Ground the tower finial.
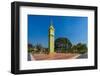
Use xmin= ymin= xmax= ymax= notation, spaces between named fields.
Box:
xmin=50 ymin=18 xmax=54 ymax=26
xmin=49 ymin=19 xmax=54 ymax=30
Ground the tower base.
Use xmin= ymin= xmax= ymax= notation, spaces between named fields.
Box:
xmin=49 ymin=52 xmax=55 ymax=58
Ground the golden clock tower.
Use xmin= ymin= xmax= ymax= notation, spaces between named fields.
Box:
xmin=49 ymin=21 xmax=55 ymax=54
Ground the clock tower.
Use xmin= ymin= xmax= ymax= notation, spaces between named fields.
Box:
xmin=49 ymin=20 xmax=55 ymax=54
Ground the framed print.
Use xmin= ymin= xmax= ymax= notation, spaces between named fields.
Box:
xmin=11 ymin=1 xmax=98 ymax=74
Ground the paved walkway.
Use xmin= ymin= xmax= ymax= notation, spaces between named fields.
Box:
xmin=77 ymin=53 xmax=88 ymax=59
xmin=71 ymin=54 xmax=81 ymax=59
xmin=31 ymin=53 xmax=80 ymax=60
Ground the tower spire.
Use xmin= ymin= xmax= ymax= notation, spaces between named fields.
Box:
xmin=49 ymin=19 xmax=54 ymax=30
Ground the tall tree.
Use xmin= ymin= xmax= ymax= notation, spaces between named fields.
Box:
xmin=55 ymin=37 xmax=72 ymax=53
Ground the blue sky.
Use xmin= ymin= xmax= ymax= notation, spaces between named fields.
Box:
xmin=28 ymin=15 xmax=88 ymax=48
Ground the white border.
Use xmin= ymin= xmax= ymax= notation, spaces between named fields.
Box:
xmin=20 ymin=6 xmax=95 ymax=70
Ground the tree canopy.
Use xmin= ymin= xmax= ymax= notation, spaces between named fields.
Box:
xmin=55 ymin=37 xmax=72 ymax=53
xmin=70 ymin=43 xmax=87 ymax=54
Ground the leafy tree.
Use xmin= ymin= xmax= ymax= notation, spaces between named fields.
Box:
xmin=68 ymin=45 xmax=77 ymax=53
xmin=55 ymin=37 xmax=72 ymax=53
xmin=70 ymin=43 xmax=87 ymax=54
xmin=76 ymin=43 xmax=87 ymax=54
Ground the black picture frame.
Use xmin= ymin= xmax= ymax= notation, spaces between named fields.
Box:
xmin=11 ymin=1 xmax=98 ymax=74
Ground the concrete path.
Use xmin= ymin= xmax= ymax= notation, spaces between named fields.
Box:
xmin=71 ymin=54 xmax=81 ymax=59
xmin=77 ymin=53 xmax=88 ymax=59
